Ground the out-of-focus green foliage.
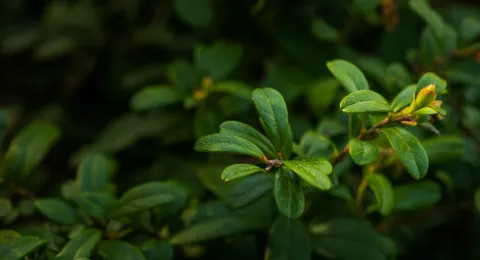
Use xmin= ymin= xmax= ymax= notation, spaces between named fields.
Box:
xmin=0 ymin=0 xmax=480 ymax=259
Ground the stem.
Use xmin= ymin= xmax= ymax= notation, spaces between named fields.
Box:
xmin=355 ymin=178 xmax=368 ymax=219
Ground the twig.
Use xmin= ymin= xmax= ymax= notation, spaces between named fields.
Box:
xmin=10 ymin=183 xmax=36 ymax=200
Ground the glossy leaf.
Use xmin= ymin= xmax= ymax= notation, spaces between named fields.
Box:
xmin=310 ymin=218 xmax=396 ymax=260
xmin=265 ymin=216 xmax=311 ymax=260
xmin=34 ymin=198 xmax=78 ymax=225
xmin=283 ymin=158 xmax=333 ymax=190
xmin=56 ymin=228 xmax=102 ymax=260
xmin=340 ymin=90 xmax=392 ymax=113
xmin=349 ymin=138 xmax=379 ymax=166
xmin=170 ymin=216 xmax=266 ymax=244
xmin=326 ymin=59 xmax=369 ymax=93
xmin=130 ymin=86 xmax=182 ymax=111
xmin=252 ymin=88 xmax=292 ymax=158
xmin=77 ymin=153 xmax=112 ymax=193
xmin=97 ymin=240 xmax=146 ymax=260
xmin=382 ymin=127 xmax=429 ymax=179
xmin=391 ymin=84 xmax=416 ymax=112
xmin=274 ymin=167 xmax=305 ymax=218
xmin=417 ymin=72 xmax=447 ymax=95
xmin=220 ymin=121 xmax=277 ymax=158
xmin=228 ymin=174 xmax=273 ymax=209
xmin=393 ymin=181 xmax=441 ymax=211
xmin=195 ymin=133 xmax=265 ymax=158
xmin=366 ymin=174 xmax=394 ymax=215
xmin=3 ymin=121 xmax=61 ymax=178
xmin=221 ymin=163 xmax=265 ymax=182
xmin=194 ymin=41 xmax=243 ymax=81
xmin=0 ymin=236 xmax=46 ymax=260
xmin=110 ymin=182 xmax=177 ymax=217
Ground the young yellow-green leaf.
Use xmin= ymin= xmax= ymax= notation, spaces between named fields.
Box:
xmin=221 ymin=164 xmax=265 ymax=182
xmin=213 ymin=81 xmax=253 ymax=100
xmin=97 ymin=241 xmax=146 ymax=260
xmin=366 ymin=174 xmax=394 ymax=216
xmin=194 ymin=41 xmax=243 ymax=81
xmin=393 ymin=181 xmax=441 ymax=211
xmin=195 ymin=133 xmax=265 ymax=158
xmin=130 ymin=86 xmax=182 ymax=111
xmin=110 ymin=182 xmax=177 ymax=217
xmin=349 ymin=138 xmax=379 ymax=166
xmin=56 ymin=228 xmax=102 ymax=260
xmin=77 ymin=153 xmax=112 ymax=193
xmin=283 ymin=158 xmax=333 ymax=190
xmin=391 ymin=85 xmax=416 ymax=112
xmin=0 ymin=236 xmax=46 ymax=260
xmin=340 ymin=90 xmax=392 ymax=114
xmin=409 ymin=0 xmax=445 ymax=40
xmin=382 ymin=128 xmax=429 ymax=179
xmin=220 ymin=121 xmax=277 ymax=158
xmin=170 ymin=216 xmax=266 ymax=244
xmin=228 ymin=174 xmax=273 ymax=209
xmin=265 ymin=216 xmax=311 ymax=260
xmin=274 ymin=167 xmax=305 ymax=218
xmin=326 ymin=59 xmax=369 ymax=93
xmin=34 ymin=198 xmax=79 ymax=225
xmin=252 ymin=88 xmax=292 ymax=159
xmin=416 ymin=72 xmax=447 ymax=95
xmin=3 ymin=121 xmax=61 ymax=178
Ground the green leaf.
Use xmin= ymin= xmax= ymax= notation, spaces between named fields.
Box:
xmin=298 ymin=131 xmax=334 ymax=158
xmin=0 ymin=198 xmax=12 ymax=218
xmin=3 ymin=121 xmax=61 ymax=178
xmin=385 ymin=63 xmax=413 ymax=90
xmin=34 ymin=198 xmax=78 ymax=225
xmin=326 ymin=59 xmax=369 ymax=93
xmin=340 ymin=90 xmax=392 ymax=114
xmin=76 ymin=153 xmax=112 ymax=193
xmin=311 ymin=19 xmax=340 ymax=42
xmin=220 ymin=121 xmax=277 ymax=158
xmin=310 ymin=218 xmax=396 ymax=260
xmin=111 ymin=182 xmax=177 ymax=217
xmin=393 ymin=181 xmax=441 ymax=211
xmin=274 ymin=167 xmax=305 ymax=218
xmin=165 ymin=60 xmax=198 ymax=94
xmin=97 ymin=240 xmax=146 ymax=260
xmin=265 ymin=216 xmax=311 ymax=260
xmin=409 ymin=0 xmax=445 ymax=40
xmin=141 ymin=240 xmax=173 ymax=260
xmin=213 ymin=81 xmax=253 ymax=100
xmin=170 ymin=216 xmax=266 ymax=244
xmin=348 ymin=138 xmax=379 ymax=166
xmin=0 ymin=236 xmax=46 ymax=260
xmin=56 ymin=228 xmax=102 ymax=260
xmin=130 ymin=86 xmax=182 ymax=111
xmin=306 ymin=79 xmax=340 ymax=117
xmin=460 ymin=17 xmax=480 ymax=42
xmin=391 ymin=84 xmax=416 ymax=112
xmin=194 ymin=109 xmax=221 ymax=138
xmin=262 ymin=65 xmax=313 ymax=102
xmin=382 ymin=127 xmax=429 ymax=179
xmin=355 ymin=0 xmax=380 ymax=12
xmin=284 ymin=158 xmax=333 ymax=190
xmin=228 ymin=174 xmax=273 ymax=209
xmin=366 ymin=174 xmax=394 ymax=216
xmin=421 ymin=136 xmax=464 ymax=165
xmin=173 ymin=0 xmax=212 ymax=27
xmin=474 ymin=189 xmax=480 ymax=214
xmin=417 ymin=72 xmax=447 ymax=95
xmin=419 ymin=27 xmax=442 ymax=66
xmin=194 ymin=133 xmax=265 ymax=158
xmin=194 ymin=41 xmax=243 ymax=81
xmin=0 ymin=230 xmax=21 ymax=243
xmin=74 ymin=193 xmax=115 ymax=220
xmin=222 ymin=164 xmax=266 ymax=182
xmin=252 ymin=88 xmax=292 ymax=159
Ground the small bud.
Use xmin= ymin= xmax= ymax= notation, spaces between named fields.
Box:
xmin=415 ymin=84 xmax=437 ymax=109
xmin=193 ymin=90 xmax=206 ymax=101
xmin=201 ymin=76 xmax=213 ymax=90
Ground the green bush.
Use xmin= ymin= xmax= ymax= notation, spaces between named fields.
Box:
xmin=0 ymin=0 xmax=480 ymax=259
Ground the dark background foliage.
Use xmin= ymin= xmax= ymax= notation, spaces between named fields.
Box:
xmin=1 ymin=0 xmax=480 ymax=259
